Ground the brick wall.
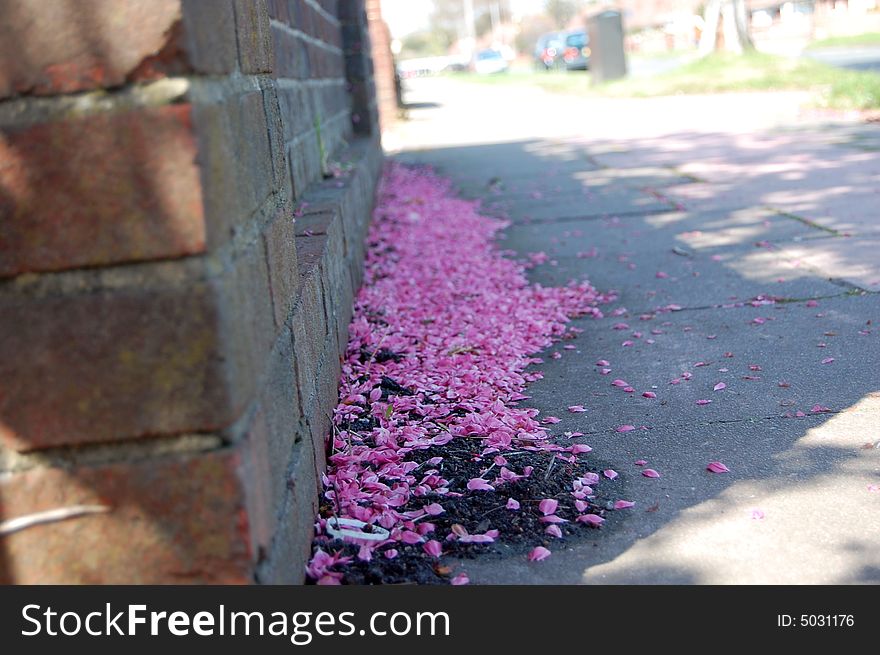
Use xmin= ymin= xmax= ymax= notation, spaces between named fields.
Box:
xmin=0 ymin=0 xmax=384 ymax=584
xmin=366 ymin=0 xmax=399 ymax=133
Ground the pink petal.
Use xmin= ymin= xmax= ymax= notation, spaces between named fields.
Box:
xmin=614 ymin=500 xmax=635 ymax=510
xmin=574 ymin=499 xmax=590 ymax=512
xmin=713 ymin=382 xmax=727 ymax=392
xmin=506 ymin=498 xmax=520 ymax=510
xmin=450 ymin=574 xmax=470 ymax=585
xmin=543 ymin=416 xmax=561 ymax=424
xmin=810 ymin=404 xmax=832 ymax=413
xmin=528 ymin=546 xmax=552 ymax=561
xmin=467 ymin=478 xmax=494 ymax=491
xmin=596 ymin=359 xmax=610 ymax=366
xmin=642 ymin=391 xmax=657 ymax=398
xmin=806 ymin=300 xmax=818 ymax=307
xmin=423 ymin=540 xmax=443 ymax=557
xmin=539 ymin=514 xmax=568 ymax=524
xmin=571 ymin=443 xmax=592 ymax=454
xmin=538 ymin=498 xmax=559 ymax=516
xmin=706 ymin=461 xmax=730 ymax=473
xmin=544 ymin=524 xmax=563 ymax=538
xmin=642 ymin=468 xmax=661 ymax=478
xmin=603 ymin=469 xmax=618 ymax=480
xmin=384 ymin=549 xmax=399 ymax=559
xmin=696 ymin=399 xmax=712 ymax=405
xmin=611 ymin=379 xmax=629 ymax=387
xmin=821 ymin=357 xmax=835 ymax=364
xmin=867 ymin=485 xmax=879 ymax=493
xmin=424 ymin=503 xmax=445 ymax=516
xmin=576 ymin=514 xmax=605 ymax=527
xmin=616 ymin=424 xmax=636 ymax=432
xmin=634 ymin=459 xmax=647 ymax=466
xmin=401 ymin=530 xmax=423 ymax=544
xmin=750 ymin=509 xmax=765 ymax=520
xmin=568 ymin=405 xmax=587 ymax=413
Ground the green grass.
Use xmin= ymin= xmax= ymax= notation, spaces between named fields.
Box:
xmin=806 ymin=32 xmax=880 ymax=50
xmin=453 ymin=51 xmax=880 ymax=110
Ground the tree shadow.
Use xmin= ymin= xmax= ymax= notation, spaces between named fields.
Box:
xmin=395 ymin=129 xmax=880 ymax=584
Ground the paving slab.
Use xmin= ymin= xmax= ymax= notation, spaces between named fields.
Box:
xmin=391 ymin=76 xmax=880 ymax=585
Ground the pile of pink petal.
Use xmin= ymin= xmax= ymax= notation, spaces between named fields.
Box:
xmin=307 ymin=163 xmax=609 ymax=583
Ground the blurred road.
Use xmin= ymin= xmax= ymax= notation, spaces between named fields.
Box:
xmin=390 ymin=76 xmax=880 ymax=584
xmin=805 ymin=45 xmax=880 ymax=72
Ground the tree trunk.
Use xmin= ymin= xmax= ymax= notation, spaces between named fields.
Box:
xmin=700 ymin=0 xmax=754 ymax=55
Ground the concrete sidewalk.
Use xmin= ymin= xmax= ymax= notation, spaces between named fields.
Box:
xmin=390 ymin=77 xmax=880 ymax=584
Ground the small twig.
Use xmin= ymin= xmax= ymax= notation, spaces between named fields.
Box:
xmin=543 ymin=454 xmax=556 ymax=481
xmin=0 ymin=505 xmax=110 ymax=536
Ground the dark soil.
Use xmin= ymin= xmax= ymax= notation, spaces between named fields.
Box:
xmin=311 ymin=435 xmax=612 ymax=585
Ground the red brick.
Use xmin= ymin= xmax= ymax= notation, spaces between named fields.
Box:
xmin=0 ymin=450 xmax=253 ymax=584
xmin=0 ymin=104 xmax=206 ymax=277
xmin=0 ymin=0 xmax=183 ymax=98
xmin=0 ymin=274 xmax=226 ymax=451
xmin=0 ymin=0 xmax=244 ymax=99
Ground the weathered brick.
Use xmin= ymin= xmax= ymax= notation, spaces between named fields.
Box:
xmin=233 ymin=0 xmax=273 ymax=74
xmin=0 ymin=0 xmax=179 ymax=98
xmin=0 ymin=237 xmax=273 ymax=452
xmin=193 ymin=88 xmax=274 ymax=248
xmin=0 ymin=0 xmax=243 ymax=99
xmin=0 ymin=450 xmax=253 ymax=584
xmin=0 ymin=104 xmax=205 ymax=277
xmin=215 ymin=237 xmax=277 ymax=418
xmin=179 ymin=0 xmax=240 ymax=75
xmin=271 ymin=24 xmax=310 ymax=79
xmin=240 ymin=335 xmax=302 ymax=560
xmin=264 ymin=208 xmax=300 ymax=329
xmin=290 ymin=247 xmax=328 ymax=408
xmin=0 ymin=271 xmax=225 ymax=451
xmin=255 ymin=431 xmax=319 ymax=584
xmin=276 ymin=82 xmax=314 ymax=143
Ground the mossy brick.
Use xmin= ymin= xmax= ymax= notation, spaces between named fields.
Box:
xmin=0 ymin=104 xmax=205 ymax=277
xmin=0 ymin=0 xmax=239 ymax=99
xmin=0 ymin=449 xmax=253 ymax=583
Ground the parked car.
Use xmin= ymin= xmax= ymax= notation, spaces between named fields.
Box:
xmin=561 ymin=29 xmax=590 ymax=71
xmin=473 ymin=49 xmax=509 ymax=75
xmin=534 ymin=32 xmax=566 ymax=70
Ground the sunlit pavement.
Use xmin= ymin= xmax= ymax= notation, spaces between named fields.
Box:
xmin=387 ymin=75 xmax=880 ymax=584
